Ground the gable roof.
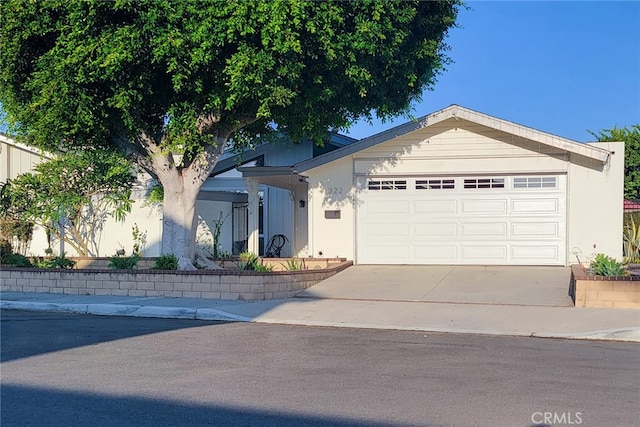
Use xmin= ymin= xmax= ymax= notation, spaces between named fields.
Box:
xmin=294 ymin=104 xmax=612 ymax=173
xmin=211 ymin=132 xmax=357 ymax=176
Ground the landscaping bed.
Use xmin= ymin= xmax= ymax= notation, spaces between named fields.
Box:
xmin=570 ymin=264 xmax=640 ymax=309
xmin=0 ymin=257 xmax=352 ymax=301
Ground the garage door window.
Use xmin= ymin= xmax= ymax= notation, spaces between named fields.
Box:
xmin=416 ymin=179 xmax=455 ymax=190
xmin=463 ymin=178 xmax=505 ymax=189
xmin=513 ymin=177 xmax=557 ymax=189
xmin=368 ymin=180 xmax=407 ymax=190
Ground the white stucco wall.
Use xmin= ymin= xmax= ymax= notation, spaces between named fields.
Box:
xmin=306 ymin=156 xmax=356 ymax=260
xmin=94 ymin=193 xmax=163 ymax=257
xmin=567 ymin=141 xmax=624 ymax=263
xmin=195 ymin=200 xmax=234 ymax=256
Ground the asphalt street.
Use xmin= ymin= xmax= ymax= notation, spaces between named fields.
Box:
xmin=1 ymin=310 xmax=639 ymax=427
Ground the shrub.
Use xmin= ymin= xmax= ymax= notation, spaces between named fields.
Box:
xmin=0 ymin=240 xmax=12 ymax=258
xmin=589 ymin=253 xmax=626 ymax=277
xmin=152 ymin=254 xmax=178 ymax=270
xmin=239 ymin=252 xmax=273 ymax=272
xmin=281 ymin=258 xmax=306 ymax=271
xmin=623 ymin=213 xmax=640 ymax=263
xmin=1 ymin=253 xmax=33 ymax=267
xmin=41 ymin=253 xmax=75 ymax=269
xmin=108 ymin=254 xmax=140 ymax=270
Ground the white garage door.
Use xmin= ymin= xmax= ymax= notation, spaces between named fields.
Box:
xmin=356 ymin=175 xmax=566 ymax=265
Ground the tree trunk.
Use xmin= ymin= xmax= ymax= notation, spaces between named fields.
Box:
xmin=160 ymin=174 xmax=200 ymax=270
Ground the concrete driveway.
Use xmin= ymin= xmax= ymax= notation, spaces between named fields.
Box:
xmin=297 ymin=265 xmax=574 ymax=307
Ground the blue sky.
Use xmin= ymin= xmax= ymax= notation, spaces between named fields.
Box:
xmin=344 ymin=0 xmax=640 ymax=143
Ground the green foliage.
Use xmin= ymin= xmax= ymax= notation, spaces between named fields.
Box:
xmin=590 ymin=125 xmax=640 ymax=201
xmin=152 ymin=254 xmax=178 ymax=270
xmin=131 ymin=223 xmax=147 ymax=256
xmin=0 ymin=0 xmax=461 ymax=266
xmin=239 ymin=251 xmax=273 ymax=272
xmin=211 ymin=211 xmax=231 ymax=259
xmin=282 ymin=258 xmax=306 ymax=271
xmin=0 ymin=218 xmax=33 ymax=255
xmin=623 ymin=213 xmax=640 ymax=263
xmin=34 ymin=253 xmax=75 ymax=269
xmin=0 ymin=240 xmax=12 ymax=258
xmin=146 ymin=184 xmax=164 ymax=205
xmin=1 ymin=253 xmax=33 ymax=268
xmin=0 ymin=149 xmax=135 ymax=256
xmin=589 ymin=253 xmax=626 ymax=277
xmin=108 ymin=253 xmax=140 ymax=270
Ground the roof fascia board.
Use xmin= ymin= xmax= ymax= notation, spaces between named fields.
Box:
xmin=237 ymin=166 xmax=296 ymax=177
xmin=448 ymin=106 xmax=610 ymax=163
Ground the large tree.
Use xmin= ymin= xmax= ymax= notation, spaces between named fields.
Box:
xmin=0 ymin=0 xmax=461 ymax=269
xmin=590 ymin=125 xmax=640 ymax=201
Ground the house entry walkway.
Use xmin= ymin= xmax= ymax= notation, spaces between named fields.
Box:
xmin=296 ymin=265 xmax=574 ymax=307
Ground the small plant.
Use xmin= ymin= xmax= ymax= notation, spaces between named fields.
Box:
xmin=239 ymin=251 xmax=259 ymax=270
xmin=1 ymin=252 xmax=33 ymax=267
xmin=623 ymin=214 xmax=640 ymax=263
xmin=254 ymin=262 xmax=274 ymax=272
xmin=131 ymin=223 xmax=147 ymax=256
xmin=44 ymin=252 xmax=75 ymax=269
xmin=152 ymin=254 xmax=178 ymax=270
xmin=238 ymin=251 xmax=273 ymax=271
xmin=282 ymin=258 xmax=306 ymax=271
xmin=108 ymin=253 xmax=140 ymax=270
xmin=211 ymin=211 xmax=231 ymax=259
xmin=589 ymin=253 xmax=626 ymax=277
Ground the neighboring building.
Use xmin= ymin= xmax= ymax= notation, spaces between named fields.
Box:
xmin=624 ymin=199 xmax=640 ymax=213
xmin=0 ymin=133 xmax=163 ymax=257
xmin=1 ymin=104 xmax=624 ymax=265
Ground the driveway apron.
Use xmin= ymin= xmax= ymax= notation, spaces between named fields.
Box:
xmin=296 ymin=265 xmax=573 ymax=307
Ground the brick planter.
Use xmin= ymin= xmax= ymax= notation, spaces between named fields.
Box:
xmin=570 ymin=265 xmax=640 ymax=309
xmin=0 ymin=259 xmax=352 ymax=301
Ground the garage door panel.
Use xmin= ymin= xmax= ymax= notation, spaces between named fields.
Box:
xmin=461 ymin=245 xmax=508 ymax=260
xmin=414 ymin=245 xmax=457 ymax=261
xmin=364 ymin=222 xmax=409 ymax=237
xmin=461 ymin=199 xmax=508 ymax=214
xmin=365 ymin=200 xmax=410 ymax=214
xmin=357 ymin=175 xmax=566 ymax=265
xmin=511 ymin=245 xmax=559 ymax=261
xmin=413 ymin=222 xmax=457 ymax=237
xmin=511 ymin=198 xmax=559 ymax=214
xmin=511 ymin=222 xmax=560 ymax=237
xmin=414 ymin=200 xmax=457 ymax=214
xmin=461 ymin=222 xmax=507 ymax=237
xmin=364 ymin=245 xmax=410 ymax=261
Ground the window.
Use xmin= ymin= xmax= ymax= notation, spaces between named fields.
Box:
xmin=367 ymin=180 xmax=407 ymax=190
xmin=513 ymin=176 xmax=557 ymax=189
xmin=463 ymin=178 xmax=505 ymax=189
xmin=416 ymin=179 xmax=455 ymax=190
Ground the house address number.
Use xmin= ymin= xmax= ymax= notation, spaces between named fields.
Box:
xmin=326 ymin=187 xmax=344 ymax=195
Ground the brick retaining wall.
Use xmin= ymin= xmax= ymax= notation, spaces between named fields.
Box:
xmin=0 ymin=260 xmax=353 ymax=300
xmin=570 ymin=265 xmax=640 ymax=309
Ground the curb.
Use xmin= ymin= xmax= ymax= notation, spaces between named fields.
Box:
xmin=2 ymin=300 xmax=639 ymax=343
xmin=0 ymin=300 xmax=246 ymax=322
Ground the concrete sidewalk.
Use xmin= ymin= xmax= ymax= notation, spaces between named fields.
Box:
xmin=2 ymin=291 xmax=639 ymax=342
